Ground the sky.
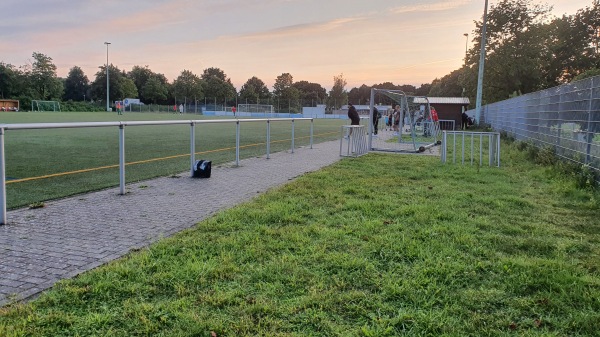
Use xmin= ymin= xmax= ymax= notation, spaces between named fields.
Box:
xmin=0 ymin=0 xmax=594 ymax=91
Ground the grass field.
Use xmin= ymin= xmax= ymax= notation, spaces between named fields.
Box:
xmin=1 ymin=111 xmax=345 ymax=209
xmin=0 ymin=139 xmax=598 ymax=336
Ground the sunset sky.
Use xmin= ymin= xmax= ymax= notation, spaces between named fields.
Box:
xmin=0 ymin=0 xmax=594 ymax=90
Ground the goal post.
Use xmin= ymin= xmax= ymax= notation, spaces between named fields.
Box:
xmin=32 ymin=100 xmax=61 ymax=112
xmin=237 ymin=104 xmax=275 ymax=114
xmin=368 ymin=88 xmax=439 ymax=153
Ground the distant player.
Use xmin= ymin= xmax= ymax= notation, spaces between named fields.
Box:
xmin=115 ymin=101 xmax=122 ymax=115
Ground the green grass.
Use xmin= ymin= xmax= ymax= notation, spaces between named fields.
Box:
xmin=1 ymin=141 xmax=599 ymax=336
xmin=2 ymin=111 xmax=345 ymax=209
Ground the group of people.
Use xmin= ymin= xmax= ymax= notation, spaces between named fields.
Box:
xmin=1 ymin=106 xmax=19 ymax=112
xmin=348 ymin=103 xmax=474 ymax=135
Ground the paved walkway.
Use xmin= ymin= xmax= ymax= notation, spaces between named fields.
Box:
xmin=0 ymin=140 xmax=344 ymax=306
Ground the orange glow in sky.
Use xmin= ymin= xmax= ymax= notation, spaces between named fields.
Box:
xmin=0 ymin=0 xmax=593 ymax=90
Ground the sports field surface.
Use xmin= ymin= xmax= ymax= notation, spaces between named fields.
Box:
xmin=1 ymin=111 xmax=345 ymax=209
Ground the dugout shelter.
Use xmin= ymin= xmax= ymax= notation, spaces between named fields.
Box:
xmin=0 ymin=99 xmax=19 ymax=112
xmin=413 ymin=97 xmax=470 ymax=130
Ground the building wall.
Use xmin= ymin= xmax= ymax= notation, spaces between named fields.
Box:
xmin=432 ymin=103 xmax=466 ymax=130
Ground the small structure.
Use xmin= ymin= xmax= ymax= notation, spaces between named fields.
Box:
xmin=0 ymin=99 xmax=19 ymax=112
xmin=414 ymin=97 xmax=470 ymax=130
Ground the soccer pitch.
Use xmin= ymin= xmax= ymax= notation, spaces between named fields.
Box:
xmin=1 ymin=111 xmax=345 ymax=209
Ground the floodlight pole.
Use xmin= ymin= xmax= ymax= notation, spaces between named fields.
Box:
xmin=464 ymin=33 xmax=468 ymax=66
xmin=475 ymin=0 xmax=488 ymax=125
xmin=104 ymin=42 xmax=111 ymax=112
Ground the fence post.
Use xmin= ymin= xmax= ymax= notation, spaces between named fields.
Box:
xmin=489 ymin=134 xmax=493 ymax=166
xmin=0 ymin=127 xmax=6 ymax=225
xmin=119 ymin=124 xmax=125 ymax=195
xmin=497 ymin=133 xmax=501 ymax=167
xmin=441 ymin=131 xmax=447 ymax=163
xmin=585 ymin=77 xmax=594 ymax=164
xmin=190 ymin=122 xmax=196 ymax=177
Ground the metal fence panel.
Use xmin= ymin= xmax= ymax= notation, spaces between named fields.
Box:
xmin=468 ymin=75 xmax=600 ymax=177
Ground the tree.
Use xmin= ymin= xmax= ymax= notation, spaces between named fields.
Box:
xmin=428 ymin=68 xmax=467 ymax=97
xmin=128 ymin=66 xmax=156 ymax=102
xmin=465 ymin=0 xmax=552 ymax=103
xmin=201 ymin=67 xmax=236 ymax=104
xmin=239 ymin=76 xmax=271 ymax=104
xmin=63 ymin=66 xmax=90 ymax=101
xmin=142 ymin=75 xmax=169 ymax=104
xmin=172 ymin=70 xmax=203 ymax=103
xmin=348 ymin=84 xmax=371 ymax=105
xmin=292 ymin=80 xmax=327 ymax=105
xmin=0 ymin=62 xmax=17 ymax=99
xmin=119 ymin=75 xmax=138 ymax=99
xmin=273 ymin=73 xmax=300 ymax=113
xmin=415 ymin=83 xmax=432 ymax=96
xmin=201 ymin=67 xmax=227 ymax=82
xmin=90 ymin=64 xmax=136 ymax=103
xmin=328 ymin=73 xmax=347 ymax=109
xmin=29 ymin=52 xmax=63 ymax=100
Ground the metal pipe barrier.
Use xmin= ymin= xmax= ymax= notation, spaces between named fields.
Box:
xmin=0 ymin=118 xmax=313 ymax=225
xmin=339 ymin=125 xmax=368 ymax=157
xmin=441 ymin=131 xmax=501 ymax=167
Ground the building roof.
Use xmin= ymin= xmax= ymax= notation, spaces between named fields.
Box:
xmin=413 ymin=97 xmax=470 ymax=105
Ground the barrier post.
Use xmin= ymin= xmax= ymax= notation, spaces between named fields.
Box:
xmin=0 ymin=127 xmax=6 ymax=225
xmin=119 ymin=125 xmax=125 ymax=195
xmin=190 ymin=122 xmax=195 ymax=176
xmin=310 ymin=119 xmax=314 ymax=149
xmin=236 ymin=120 xmax=240 ymax=166
xmin=291 ymin=119 xmax=295 ymax=153
xmin=266 ymin=120 xmax=271 ymax=159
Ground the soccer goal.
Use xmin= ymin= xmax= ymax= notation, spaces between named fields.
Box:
xmin=32 ymin=100 xmax=61 ymax=112
xmin=237 ymin=104 xmax=275 ymax=114
xmin=367 ymin=89 xmax=440 ymax=153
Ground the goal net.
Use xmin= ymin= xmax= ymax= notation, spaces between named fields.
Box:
xmin=32 ymin=100 xmax=61 ymax=112
xmin=237 ymin=104 xmax=274 ymax=114
xmin=368 ymin=89 xmax=440 ymax=153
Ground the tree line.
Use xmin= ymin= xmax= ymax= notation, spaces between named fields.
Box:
xmin=1 ymin=0 xmax=598 ymax=112
xmin=430 ymin=0 xmax=600 ymax=105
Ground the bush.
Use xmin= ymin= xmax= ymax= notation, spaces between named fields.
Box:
xmin=535 ymin=146 xmax=557 ymax=166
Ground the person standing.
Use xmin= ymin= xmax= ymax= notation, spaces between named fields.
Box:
xmin=393 ymin=105 xmax=401 ymax=135
xmin=372 ymin=106 xmax=380 ymax=135
xmin=347 ymin=103 xmax=360 ymax=138
xmin=462 ymin=111 xmax=469 ymax=130
xmin=348 ymin=103 xmax=360 ymax=125
xmin=115 ymin=101 xmax=122 ymax=115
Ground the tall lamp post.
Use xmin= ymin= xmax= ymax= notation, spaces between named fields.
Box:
xmin=463 ymin=33 xmax=469 ymax=66
xmin=475 ymin=0 xmax=488 ymax=125
xmin=104 ymin=42 xmax=111 ymax=112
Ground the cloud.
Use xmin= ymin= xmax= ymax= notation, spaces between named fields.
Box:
xmin=219 ymin=16 xmax=366 ymax=41
xmin=391 ymin=0 xmax=471 ymax=14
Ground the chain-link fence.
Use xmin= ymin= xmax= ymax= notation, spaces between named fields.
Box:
xmin=467 ymin=75 xmax=600 ymax=176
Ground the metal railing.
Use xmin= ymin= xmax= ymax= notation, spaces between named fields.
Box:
xmin=340 ymin=125 xmax=368 ymax=157
xmin=441 ymin=131 xmax=501 ymax=167
xmin=468 ymin=75 xmax=599 ymax=175
xmin=0 ymin=118 xmax=314 ymax=225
